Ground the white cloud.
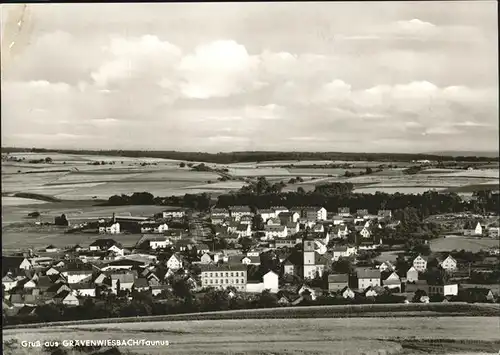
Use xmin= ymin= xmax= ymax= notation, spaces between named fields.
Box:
xmin=395 ymin=19 xmax=437 ymax=33
xmin=178 ymin=40 xmax=263 ymax=99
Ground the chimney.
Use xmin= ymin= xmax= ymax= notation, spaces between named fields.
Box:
xmin=112 ymin=213 xmax=116 ymax=223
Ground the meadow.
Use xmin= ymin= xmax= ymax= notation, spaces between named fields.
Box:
xmin=3 ymin=315 xmax=499 ymax=355
xmin=430 ymin=237 xmax=500 ymax=253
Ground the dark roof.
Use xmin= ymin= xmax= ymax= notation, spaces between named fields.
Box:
xmin=200 ymin=264 xmax=248 ymax=272
xmin=133 ymin=278 xmax=149 ymax=288
xmin=328 ymin=274 xmax=349 ymax=283
xmin=357 ymin=269 xmax=381 ymax=279
xmin=89 ymin=239 xmax=118 ymax=248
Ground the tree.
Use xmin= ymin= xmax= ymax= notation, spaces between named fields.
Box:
xmin=45 ymin=157 xmax=53 ymax=163
xmin=365 ymin=167 xmax=373 ymax=175
xmin=252 ymin=215 xmax=264 ymax=231
xmin=297 ymin=187 xmax=306 ymax=194
xmin=255 ymin=290 xmax=278 ymax=308
xmin=331 ymin=258 xmax=354 ymax=274
xmin=240 ymin=237 xmax=253 ymax=253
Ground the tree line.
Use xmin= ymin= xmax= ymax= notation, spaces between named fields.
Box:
xmin=2 ymin=147 xmax=496 ymax=163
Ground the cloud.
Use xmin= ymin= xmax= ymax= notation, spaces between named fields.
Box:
xmin=395 ymin=19 xmax=437 ymax=33
xmin=178 ymin=40 xmax=263 ymax=99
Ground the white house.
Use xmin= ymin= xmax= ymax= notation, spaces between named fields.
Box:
xmin=236 ymin=223 xmax=252 ymax=238
xmin=337 ymin=207 xmax=350 ymax=217
xmin=99 ymin=222 xmax=120 ymax=234
xmin=241 ymin=256 xmax=261 ymax=266
xmin=357 ymin=269 xmax=381 ymax=290
xmin=62 ymin=270 xmax=93 ymax=284
xmin=382 ymin=272 xmax=401 ymax=290
xmin=262 ymin=271 xmax=279 ymax=293
xmin=140 ymin=223 xmax=168 ymax=234
xmin=413 ymin=255 xmax=427 ymax=272
xmin=487 ymin=227 xmax=499 ymax=238
xmin=440 ymin=255 xmax=457 ymax=272
xmin=166 ymin=254 xmax=183 ymax=270
xmin=266 ymin=218 xmax=281 ymax=226
xmin=378 ymin=261 xmax=395 ymax=273
xmin=463 ymin=221 xmax=483 ymax=236
xmin=148 ymin=237 xmax=171 ymax=250
xmin=263 ymin=225 xmax=288 ymax=240
xmin=108 ymin=244 xmax=125 ymax=257
xmin=360 ymin=227 xmax=371 ymax=239
xmin=406 ymin=266 xmax=419 ymax=282
xmin=315 ymin=240 xmax=328 ymax=255
xmin=45 ymin=267 xmax=60 ymax=276
xmin=304 ymin=207 xmax=327 ymax=221
xmin=313 ymin=224 xmax=325 ymax=233
xmin=331 ymin=246 xmax=357 ymax=261
xmin=58 ymin=292 xmax=80 ymax=306
xmin=2 ymin=275 xmax=18 ymax=291
xmin=259 ymin=209 xmax=276 ymax=221
xmin=71 ymin=283 xmax=96 ymax=297
xmin=163 ymin=209 xmax=185 ymax=219
xmin=341 ymin=286 xmax=355 ymax=299
xmin=444 ymin=283 xmax=459 ymax=296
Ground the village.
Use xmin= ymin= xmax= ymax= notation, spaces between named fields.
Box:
xmin=3 ymin=203 xmax=499 ymax=323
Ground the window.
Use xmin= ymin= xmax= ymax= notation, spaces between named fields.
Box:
xmin=241 ymin=279 xmax=245 ymax=284
xmin=209 ymin=272 xmax=213 ymax=277
xmin=235 ymin=272 xmax=239 ymax=277
xmin=230 ymin=272 xmax=233 ymax=277
xmin=215 ymin=279 xmax=218 ymax=284
xmin=225 ymin=272 xmax=228 ymax=277
xmin=226 ymin=279 xmax=229 ymax=284
xmin=215 ymin=273 xmax=218 ymax=277
xmin=236 ymin=279 xmax=239 ymax=284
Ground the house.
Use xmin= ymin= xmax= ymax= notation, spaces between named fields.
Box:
xmin=197 ymin=244 xmax=210 ymax=255
xmin=229 ymin=206 xmax=253 ymax=221
xmin=200 ymin=253 xmax=214 ymax=264
xmin=146 ymin=236 xmax=171 ymax=250
xmin=463 ymin=221 xmax=483 ymax=236
xmin=98 ymin=221 xmax=121 ymax=234
xmin=312 ymin=224 xmax=325 ymax=234
xmin=262 ymin=271 xmax=279 ymax=293
xmin=55 ymin=291 xmax=79 ymax=306
xmin=164 ymin=229 xmax=183 ymax=241
xmin=378 ymin=261 xmax=395 ymax=273
xmin=297 ymin=285 xmax=317 ymax=301
xmin=331 ymin=246 xmax=357 ymax=261
xmin=340 ymin=286 xmax=356 ymax=299
xmin=110 ymin=272 xmax=137 ymax=293
xmin=377 ymin=210 xmax=392 ymax=219
xmin=359 ymin=227 xmax=371 ymax=239
xmin=259 ymin=209 xmax=276 ymax=221
xmin=200 ymin=264 xmax=248 ymax=292
xmin=328 ymin=274 xmax=349 ymax=293
xmin=364 ymin=285 xmax=385 ymax=298
xmin=210 ymin=208 xmax=231 ymax=219
xmin=89 ymin=239 xmax=120 ymax=251
xmin=45 ymin=245 xmax=59 ymax=253
xmin=162 ymin=208 xmax=185 ymax=219
xmin=2 ymin=257 xmax=32 ymax=274
xmin=263 ymin=225 xmax=288 ymax=240
xmin=440 ymin=255 xmax=457 ymax=272
xmin=303 ymin=207 xmax=327 ymax=221
xmin=332 ymin=216 xmax=344 ymax=226
xmin=71 ymin=282 xmax=96 ymax=297
xmin=331 ymin=224 xmax=349 ymax=239
xmin=61 ymin=270 xmax=93 ymax=284
xmin=382 ymin=272 xmax=401 ymax=290
xmin=487 ymin=227 xmax=499 ymax=238
xmin=272 ymin=206 xmax=289 ymax=216
xmin=236 ymin=223 xmax=252 ymax=238
xmin=108 ymin=244 xmax=125 ymax=257
xmin=356 ymin=209 xmax=369 ymax=217
xmin=278 ymin=211 xmax=300 ymax=224
xmin=133 ymin=278 xmax=150 ymax=292
xmin=406 ymin=266 xmax=419 ymax=283
xmin=357 ymin=269 xmax=381 ymax=290
xmin=412 ymin=255 xmax=427 ymax=272
xmin=240 ymin=215 xmax=253 ymax=225
xmin=461 ymin=287 xmax=496 ymax=302
xmin=266 ymin=217 xmax=282 ymax=226
xmin=338 ymin=207 xmax=350 ymax=217
xmin=166 ymin=254 xmax=183 ymax=270
xmin=2 ymin=274 xmax=18 ymax=291
xmin=140 ymin=222 xmax=169 ymax=234
xmin=241 ymin=256 xmax=261 ymax=266
xmin=286 ymin=222 xmax=300 ymax=236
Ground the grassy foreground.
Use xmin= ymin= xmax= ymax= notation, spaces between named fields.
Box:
xmin=4 ymin=302 xmax=499 ymax=330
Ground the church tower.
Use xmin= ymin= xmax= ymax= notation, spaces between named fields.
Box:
xmin=303 ymin=232 xmax=316 ymax=279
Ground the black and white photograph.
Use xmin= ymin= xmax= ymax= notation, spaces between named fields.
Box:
xmin=1 ymin=2 xmax=499 ymax=355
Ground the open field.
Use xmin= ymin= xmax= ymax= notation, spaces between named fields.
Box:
xmin=430 ymin=237 xmax=499 ymax=253
xmin=4 ymin=313 xmax=499 ymax=355
xmin=3 ymin=153 xmax=499 ymax=202
xmin=1 ymin=231 xmax=145 ymax=250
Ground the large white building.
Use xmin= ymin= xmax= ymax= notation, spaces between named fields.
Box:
xmin=201 ymin=264 xmax=248 ymax=292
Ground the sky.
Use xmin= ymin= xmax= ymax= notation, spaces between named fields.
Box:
xmin=1 ymin=2 xmax=498 ymax=153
